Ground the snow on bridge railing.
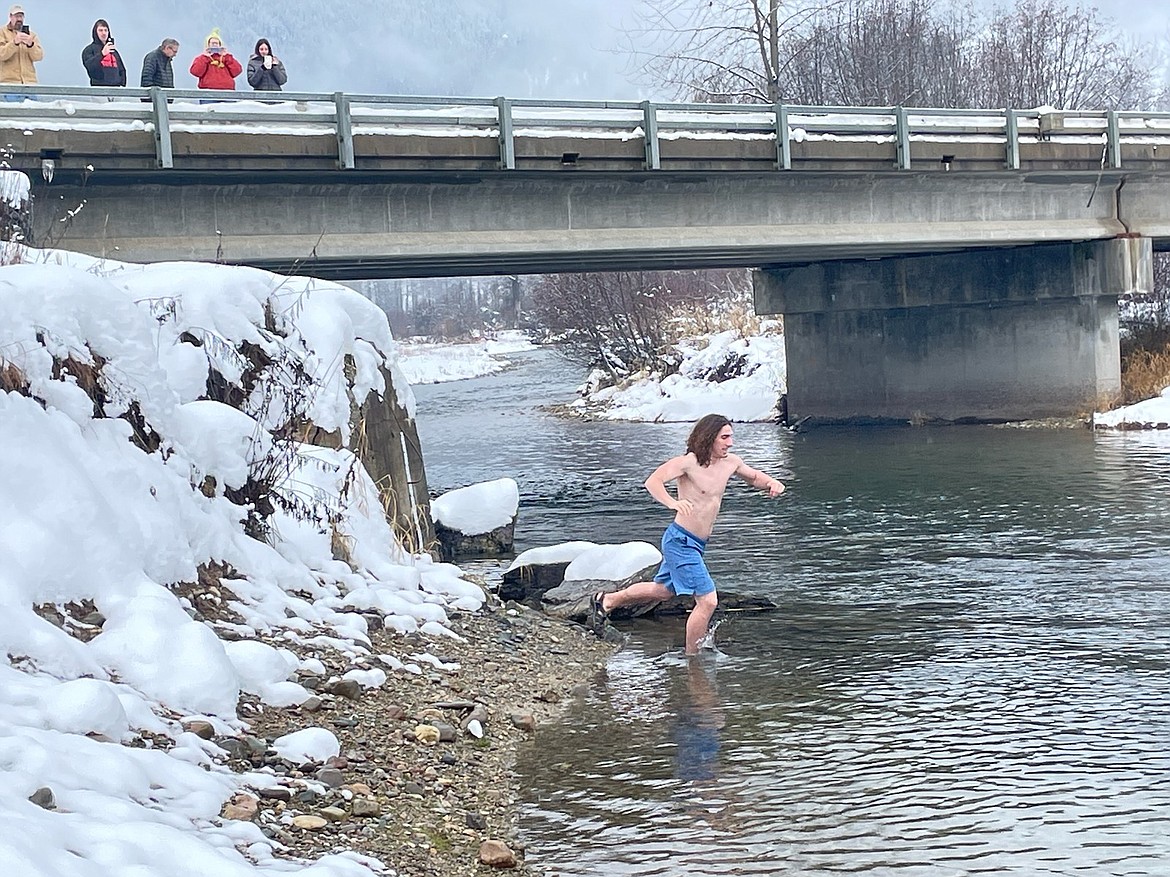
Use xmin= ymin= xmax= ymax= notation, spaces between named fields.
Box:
xmin=2 ymin=84 xmax=1170 ymax=173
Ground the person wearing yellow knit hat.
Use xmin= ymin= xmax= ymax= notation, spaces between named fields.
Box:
xmin=189 ymin=28 xmax=241 ymax=91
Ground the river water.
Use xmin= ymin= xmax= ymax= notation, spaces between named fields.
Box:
xmin=412 ymin=349 xmax=1170 ymax=877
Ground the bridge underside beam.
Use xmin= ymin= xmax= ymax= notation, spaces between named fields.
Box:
xmin=32 ymin=172 xmax=1130 ymax=279
xmin=755 ymin=239 xmax=1149 ymax=424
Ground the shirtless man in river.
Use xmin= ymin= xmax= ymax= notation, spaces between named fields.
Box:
xmin=592 ymin=413 xmax=786 ymax=655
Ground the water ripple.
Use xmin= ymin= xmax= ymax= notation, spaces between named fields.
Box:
xmin=415 ymin=350 xmax=1170 ymax=876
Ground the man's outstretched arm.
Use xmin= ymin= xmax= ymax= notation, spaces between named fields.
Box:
xmin=735 ymin=460 xmax=785 ymax=497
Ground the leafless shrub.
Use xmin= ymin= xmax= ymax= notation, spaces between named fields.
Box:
xmin=1118 ymin=253 xmax=1170 ymax=403
xmin=628 ymin=0 xmax=1166 ymax=110
xmin=971 ymin=0 xmax=1163 ymax=109
xmin=0 ymin=358 xmax=29 ymax=395
xmin=529 ymin=269 xmax=738 ymax=381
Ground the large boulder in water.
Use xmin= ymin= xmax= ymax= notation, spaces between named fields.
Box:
xmin=431 ymin=478 xmax=519 ymax=561
xmin=499 ymin=541 xmax=598 ymax=605
xmin=540 ymin=541 xmax=662 ymax=621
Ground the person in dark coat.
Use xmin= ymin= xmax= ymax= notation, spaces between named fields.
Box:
xmin=246 ymin=38 xmax=286 ymax=92
xmin=140 ymin=38 xmax=179 ymax=89
xmin=81 ymin=19 xmax=126 ymax=87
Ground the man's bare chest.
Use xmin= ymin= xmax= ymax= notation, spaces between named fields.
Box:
xmin=682 ymin=462 xmax=735 ymax=497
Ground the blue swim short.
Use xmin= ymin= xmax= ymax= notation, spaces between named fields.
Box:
xmin=654 ymin=522 xmax=716 ymax=597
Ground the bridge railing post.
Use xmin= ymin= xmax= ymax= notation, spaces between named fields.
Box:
xmin=334 ymin=92 xmax=355 ymax=170
xmin=895 ymin=106 xmax=911 ymax=170
xmin=775 ymin=103 xmax=791 ymax=170
xmin=642 ymin=100 xmax=660 ymax=170
xmin=150 ymin=87 xmax=173 ymax=169
xmin=1107 ymin=110 xmax=1122 ymax=169
xmin=1005 ymin=108 xmax=1020 ymax=169
xmin=495 ymin=97 xmax=515 ymax=170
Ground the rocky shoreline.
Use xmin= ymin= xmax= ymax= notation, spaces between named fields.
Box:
xmin=219 ymin=590 xmax=617 ymax=876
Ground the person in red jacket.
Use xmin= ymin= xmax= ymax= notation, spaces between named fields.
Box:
xmin=189 ymin=28 xmax=241 ymax=91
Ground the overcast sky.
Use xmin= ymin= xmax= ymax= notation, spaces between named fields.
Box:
xmin=19 ymin=0 xmax=1162 ymax=101
xmin=27 ymin=0 xmax=643 ymax=97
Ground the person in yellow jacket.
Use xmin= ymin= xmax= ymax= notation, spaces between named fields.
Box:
xmin=0 ymin=5 xmax=43 ymax=89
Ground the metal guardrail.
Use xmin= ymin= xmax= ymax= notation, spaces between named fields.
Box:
xmin=2 ymin=84 xmax=1169 ymax=173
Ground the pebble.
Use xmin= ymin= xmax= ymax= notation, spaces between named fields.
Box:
xmin=465 ymin=812 xmax=487 ymax=831
xmin=316 ymin=767 xmax=345 ymax=788
xmin=183 ymin=720 xmax=215 ymax=740
xmin=351 ymin=798 xmax=381 ymax=818
xmin=328 ymin=679 xmax=363 ymax=701
xmin=222 ymin=793 xmax=259 ymax=822
xmin=508 ymin=713 xmax=537 ymax=733
xmin=320 ymin=806 xmax=347 ymax=822
xmin=28 ymin=787 xmax=55 ymax=810
xmin=478 ymin=839 xmax=518 ymax=868
xmin=291 ymin=815 xmax=328 ymax=831
xmin=413 ymin=724 xmax=440 ymax=745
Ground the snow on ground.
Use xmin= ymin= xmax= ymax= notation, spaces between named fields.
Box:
xmin=573 ymin=327 xmax=787 ymax=423
xmin=1094 ymin=386 xmax=1170 ymax=429
xmin=396 ymin=330 xmax=536 ymax=384
xmin=0 ymin=244 xmax=494 ymax=876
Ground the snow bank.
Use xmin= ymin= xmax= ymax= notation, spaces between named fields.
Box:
xmin=1094 ymin=386 xmax=1170 ymax=429
xmin=0 ymin=244 xmax=486 ymax=876
xmin=397 ymin=330 xmax=537 ymax=384
xmin=576 ymin=327 xmax=786 ymax=422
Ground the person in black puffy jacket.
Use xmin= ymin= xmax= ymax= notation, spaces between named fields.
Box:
xmin=81 ymin=19 xmax=126 ymax=87
xmin=246 ymin=38 xmax=287 ymax=92
xmin=140 ymin=38 xmax=179 ymax=89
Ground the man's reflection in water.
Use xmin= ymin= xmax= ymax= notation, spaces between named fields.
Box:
xmin=673 ymin=655 xmax=738 ymax=829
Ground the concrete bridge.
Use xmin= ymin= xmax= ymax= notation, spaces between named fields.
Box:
xmin=4 ymin=86 xmax=1165 ymax=423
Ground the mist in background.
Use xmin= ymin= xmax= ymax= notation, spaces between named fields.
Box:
xmin=18 ymin=0 xmax=1166 ymax=101
xmin=26 ymin=0 xmax=643 ymax=98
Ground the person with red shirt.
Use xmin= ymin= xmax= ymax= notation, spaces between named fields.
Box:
xmin=189 ymin=28 xmax=241 ymax=91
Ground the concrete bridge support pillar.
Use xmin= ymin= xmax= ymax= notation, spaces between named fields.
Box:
xmin=755 ymin=238 xmax=1149 ymax=424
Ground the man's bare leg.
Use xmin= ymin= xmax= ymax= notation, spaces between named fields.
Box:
xmin=685 ymin=591 xmax=719 ymax=655
xmin=601 ymin=581 xmax=673 ymax=613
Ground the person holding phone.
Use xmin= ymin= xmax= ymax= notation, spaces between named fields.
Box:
xmin=189 ymin=28 xmax=242 ymax=91
xmin=82 ymin=19 xmax=127 ymax=87
xmin=246 ymin=38 xmax=287 ymax=92
xmin=0 ymin=4 xmax=43 ymax=89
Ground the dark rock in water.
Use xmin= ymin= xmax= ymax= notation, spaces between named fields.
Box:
xmin=542 ymin=566 xmax=779 ymax=622
xmin=499 ymin=560 xmax=572 ymax=605
xmin=434 ymin=519 xmax=515 ymax=562
xmin=540 ymin=563 xmax=660 ymax=622
xmin=653 ymin=593 xmax=780 ymax=616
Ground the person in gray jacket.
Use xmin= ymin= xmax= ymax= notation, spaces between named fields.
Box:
xmin=246 ymin=38 xmax=286 ymax=91
xmin=140 ymin=38 xmax=178 ymax=88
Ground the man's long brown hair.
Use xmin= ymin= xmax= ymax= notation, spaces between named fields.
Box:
xmin=686 ymin=414 xmax=730 ymax=467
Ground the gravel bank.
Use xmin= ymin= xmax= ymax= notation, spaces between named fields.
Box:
xmin=232 ymin=593 xmax=617 ymax=875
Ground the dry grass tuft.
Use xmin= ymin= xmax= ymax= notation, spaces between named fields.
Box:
xmin=0 ymin=358 xmax=29 ymax=394
xmin=667 ymin=296 xmax=775 ymax=344
xmin=1120 ymin=343 xmax=1170 ymax=405
xmin=1120 ymin=322 xmax=1170 ymax=405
